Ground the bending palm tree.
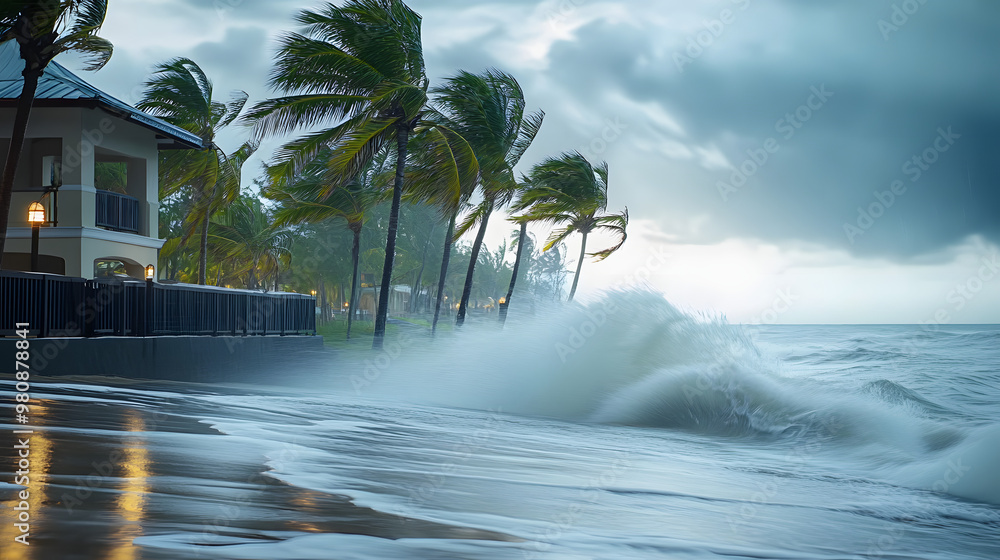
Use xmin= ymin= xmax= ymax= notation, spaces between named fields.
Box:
xmin=432 ymin=69 xmax=544 ymax=326
xmin=136 ymin=58 xmax=248 ymax=285
xmin=400 ymin=127 xmax=480 ymax=334
xmin=0 ymin=0 xmax=113 ymax=260
xmin=247 ymin=0 xmax=476 ymax=349
xmin=516 ymin=152 xmax=629 ymax=301
xmin=499 ymin=215 xmax=529 ymax=325
xmin=266 ymin=148 xmax=386 ymax=340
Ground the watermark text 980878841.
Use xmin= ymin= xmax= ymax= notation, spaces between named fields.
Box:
xmin=11 ymin=322 xmax=34 ymax=546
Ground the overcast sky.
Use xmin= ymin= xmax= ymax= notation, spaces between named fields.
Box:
xmin=64 ymin=0 xmax=1000 ymax=323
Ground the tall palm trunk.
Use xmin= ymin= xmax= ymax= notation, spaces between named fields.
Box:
xmin=499 ymin=221 xmax=528 ymax=325
xmin=198 ymin=203 xmax=210 ymax=284
xmin=319 ymin=278 xmax=327 ymax=324
xmin=456 ymin=200 xmax=493 ymax=326
xmin=432 ymin=211 xmax=456 ymax=334
xmin=409 ymin=223 xmax=435 ymax=313
xmin=347 ymin=223 xmax=361 ymax=340
xmin=0 ymin=64 xmax=43 ymax=262
xmin=568 ymin=230 xmax=589 ymax=301
xmin=373 ymin=125 xmax=409 ymax=349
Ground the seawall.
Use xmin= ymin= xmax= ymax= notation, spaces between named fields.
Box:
xmin=0 ymin=336 xmax=327 ymax=382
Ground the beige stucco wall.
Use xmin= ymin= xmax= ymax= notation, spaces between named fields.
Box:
xmin=2 ymin=105 xmax=165 ymax=279
xmin=4 ymin=227 xmax=161 ymax=278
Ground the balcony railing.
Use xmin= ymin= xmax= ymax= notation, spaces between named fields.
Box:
xmin=95 ymin=189 xmax=140 ymax=234
xmin=0 ymin=271 xmax=316 ymax=338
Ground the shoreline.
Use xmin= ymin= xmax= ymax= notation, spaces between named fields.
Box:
xmin=0 ymin=377 xmax=515 ymax=559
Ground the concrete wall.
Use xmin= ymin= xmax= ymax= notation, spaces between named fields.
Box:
xmin=0 ymin=336 xmax=329 ymax=383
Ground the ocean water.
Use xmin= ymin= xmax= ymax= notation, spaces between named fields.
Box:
xmin=2 ymin=291 xmax=999 ymax=559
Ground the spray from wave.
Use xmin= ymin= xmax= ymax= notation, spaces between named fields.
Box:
xmin=335 ymin=289 xmax=1000 ymax=505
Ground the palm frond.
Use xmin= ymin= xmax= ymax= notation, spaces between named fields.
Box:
xmin=543 ymin=226 xmax=576 ymax=253
xmin=589 ymin=207 xmax=628 ymax=261
xmin=454 ymin=199 xmax=492 ymax=241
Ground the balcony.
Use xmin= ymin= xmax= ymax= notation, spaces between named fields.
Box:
xmin=95 ymin=189 xmax=140 ymax=234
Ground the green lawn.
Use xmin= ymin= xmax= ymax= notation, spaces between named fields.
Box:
xmin=394 ymin=315 xmax=454 ymax=332
xmin=317 ymin=315 xmax=459 ymax=350
xmin=316 ymin=319 xmax=403 ymax=350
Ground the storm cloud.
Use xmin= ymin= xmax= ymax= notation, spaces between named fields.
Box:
xmin=65 ymin=0 xmax=1000 ymax=321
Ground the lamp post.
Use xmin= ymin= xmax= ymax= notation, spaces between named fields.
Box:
xmin=27 ymin=202 xmax=45 ymax=272
xmin=143 ymin=264 xmax=155 ymax=337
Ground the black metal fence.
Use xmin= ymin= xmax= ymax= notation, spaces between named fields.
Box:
xmin=95 ymin=189 xmax=140 ymax=234
xmin=1 ymin=271 xmax=316 ymax=338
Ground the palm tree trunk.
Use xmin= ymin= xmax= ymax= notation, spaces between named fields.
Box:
xmin=499 ymin=221 xmax=528 ymax=324
xmin=319 ymin=278 xmax=327 ymax=324
xmin=568 ymin=230 xmax=589 ymax=301
xmin=0 ymin=66 xmax=42 ymax=262
xmin=409 ymin=223 xmax=435 ymax=314
xmin=456 ymin=200 xmax=493 ymax=326
xmin=432 ymin=211 xmax=456 ymax=334
xmin=373 ymin=126 xmax=409 ymax=349
xmin=347 ymin=224 xmax=361 ymax=340
xmin=198 ymin=204 xmax=210 ymax=285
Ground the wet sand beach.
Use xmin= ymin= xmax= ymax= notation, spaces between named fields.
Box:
xmin=0 ymin=375 xmax=514 ymax=560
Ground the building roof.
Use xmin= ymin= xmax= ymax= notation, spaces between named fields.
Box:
xmin=0 ymin=41 xmax=204 ymax=150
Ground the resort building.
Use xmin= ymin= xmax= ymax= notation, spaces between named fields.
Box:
xmin=0 ymin=41 xmax=203 ymax=279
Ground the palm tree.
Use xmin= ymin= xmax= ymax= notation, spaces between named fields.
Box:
xmin=246 ymin=0 xmax=476 ymax=349
xmin=499 ymin=215 xmax=530 ymax=325
xmin=399 ymin=127 xmax=479 ymax=334
xmin=516 ymin=152 xmax=629 ymax=301
xmin=0 ymin=0 xmax=113 ymax=260
xmin=432 ymin=69 xmax=544 ymax=326
xmin=266 ymin=148 xmax=386 ymax=339
xmin=210 ymin=195 xmax=293 ymax=291
xmin=136 ymin=58 xmax=248 ymax=285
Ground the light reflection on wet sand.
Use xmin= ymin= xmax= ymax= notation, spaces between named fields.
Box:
xmin=107 ymin=409 xmax=150 ymax=560
xmin=1 ymin=401 xmax=53 ymax=560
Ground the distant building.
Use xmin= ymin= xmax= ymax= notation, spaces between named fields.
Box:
xmin=0 ymin=41 xmax=202 ymax=279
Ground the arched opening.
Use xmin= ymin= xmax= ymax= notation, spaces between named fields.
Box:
xmin=94 ymin=257 xmax=145 ymax=280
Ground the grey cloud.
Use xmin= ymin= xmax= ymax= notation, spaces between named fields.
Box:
xmin=68 ymin=0 xmax=1000 ymax=261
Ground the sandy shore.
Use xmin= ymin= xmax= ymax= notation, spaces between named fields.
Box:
xmin=0 ymin=374 xmax=513 ymax=559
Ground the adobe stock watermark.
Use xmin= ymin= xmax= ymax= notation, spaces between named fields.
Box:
xmin=399 ymin=408 xmax=505 ymax=522
xmin=62 ymin=118 xmax=117 ymax=175
xmin=546 ymin=0 xmax=587 ymax=27
xmin=878 ymin=0 xmax=928 ymax=41
xmin=864 ymin=456 xmax=972 ymax=559
xmin=350 ymin=330 xmax=416 ymax=394
xmin=843 ymin=126 xmax=959 ymax=244
xmin=60 ymin=409 xmax=171 ymax=514
xmin=921 ymin=252 xmax=999 ymax=327
xmin=193 ymin=437 xmax=305 ymax=555
xmin=717 ymin=84 xmax=834 ymax=202
xmin=523 ymin=451 xmax=633 ymax=559
xmin=727 ymin=411 xmax=841 ymax=533
xmin=577 ymin=117 xmax=627 ymax=160
xmin=214 ymin=0 xmax=245 ymax=20
xmin=554 ymin=246 xmax=668 ymax=363
xmin=748 ymin=287 xmax=798 ymax=325
xmin=673 ymin=0 xmax=752 ymax=72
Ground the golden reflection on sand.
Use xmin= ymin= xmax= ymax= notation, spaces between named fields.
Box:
xmin=107 ymin=409 xmax=150 ymax=560
xmin=286 ymin=490 xmax=322 ymax=533
xmin=0 ymin=401 xmax=52 ymax=560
